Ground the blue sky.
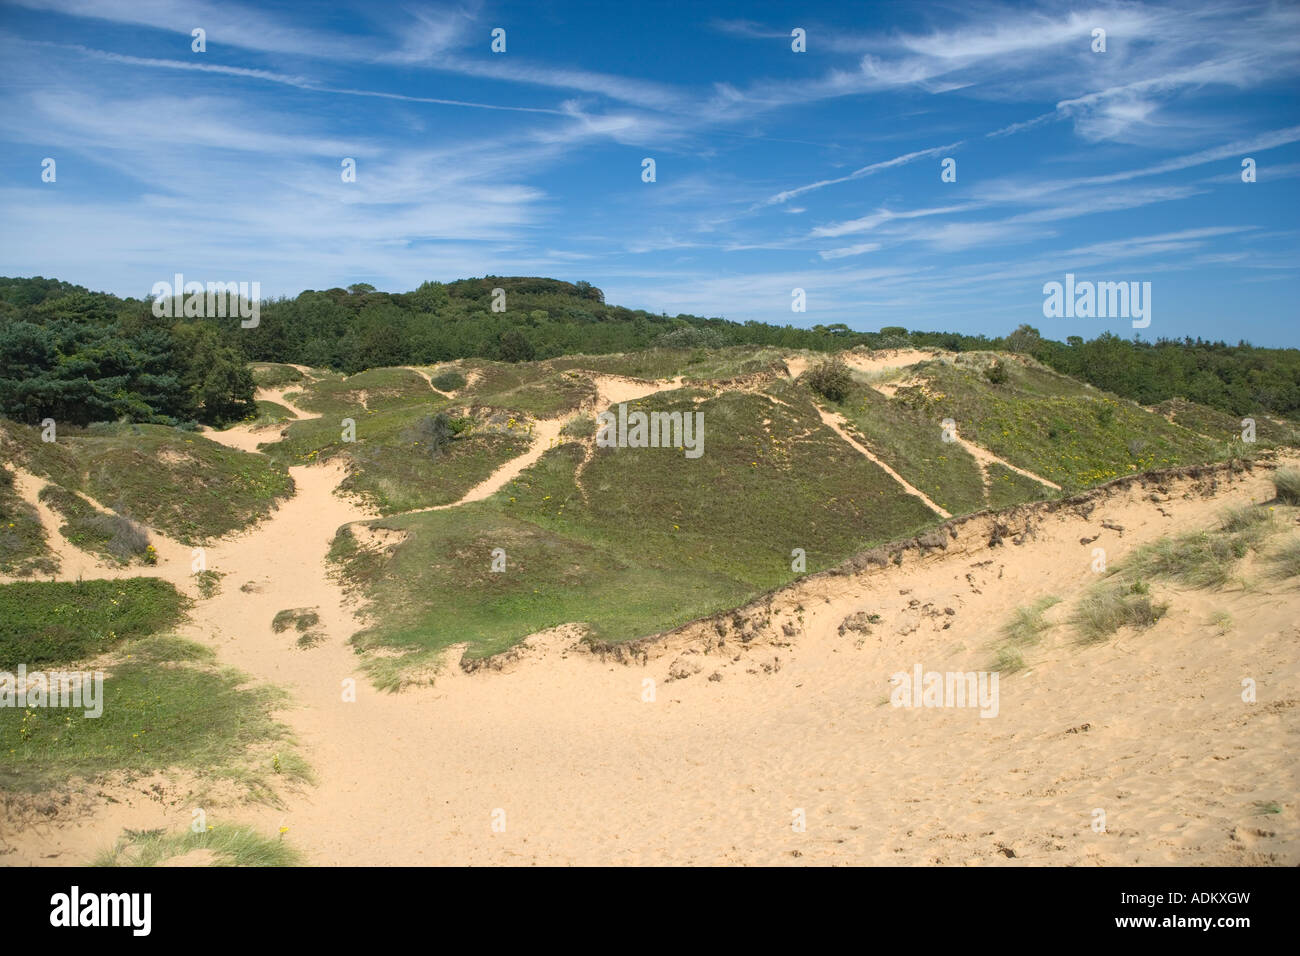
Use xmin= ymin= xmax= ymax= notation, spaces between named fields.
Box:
xmin=1 ymin=0 xmax=1298 ymax=344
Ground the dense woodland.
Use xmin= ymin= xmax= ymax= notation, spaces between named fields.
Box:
xmin=1 ymin=275 xmax=1297 ymax=426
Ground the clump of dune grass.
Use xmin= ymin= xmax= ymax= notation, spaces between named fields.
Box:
xmin=1000 ymin=596 xmax=1061 ymax=646
xmin=1209 ymin=610 xmax=1234 ymax=633
xmin=272 ymin=607 xmax=320 ymax=633
xmin=1072 ymin=579 xmax=1169 ymax=644
xmin=1268 ymin=537 xmax=1300 ymax=579
xmin=1125 ymin=505 xmax=1275 ymax=590
xmin=1272 ymin=467 xmax=1300 ymax=504
xmin=1125 ymin=531 xmax=1245 ymax=589
xmin=1218 ymin=503 xmax=1272 ymax=534
xmin=989 ymin=596 xmax=1060 ymax=671
xmin=991 ymin=645 xmax=1026 ymax=674
xmin=94 ymin=824 xmax=302 ymax=867
xmin=194 ymin=569 xmax=224 ymax=599
xmin=273 ymin=607 xmax=323 ymax=648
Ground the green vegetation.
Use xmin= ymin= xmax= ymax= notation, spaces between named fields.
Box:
xmin=561 ymin=414 xmax=595 ymax=438
xmin=0 ymin=578 xmax=189 ymax=668
xmin=1123 ymin=506 xmax=1273 ymax=589
xmin=249 ymin=363 xmax=303 ymax=389
xmin=0 ymin=278 xmax=253 ymax=426
xmin=1156 ymin=397 xmax=1298 ymax=447
xmin=266 ymin=399 xmax=530 ymax=514
xmin=334 ymin=380 xmax=939 ymax=684
xmin=1 ymin=421 xmax=293 ymax=543
xmin=6 ymin=278 xmax=1296 ymax=429
xmin=1268 ymin=537 xmax=1300 ymax=579
xmin=429 ymin=368 xmax=467 ymax=392
xmin=194 ymin=570 xmax=224 ymax=598
xmin=1 ymin=633 xmax=308 ymax=799
xmin=901 ymin=358 xmax=1223 ymax=492
xmin=989 ymin=596 xmax=1060 ymax=672
xmin=1069 ymin=504 xmax=1287 ymax=643
xmin=473 ymin=369 xmax=597 ymax=418
xmin=986 ymin=463 xmax=1054 ymax=509
xmin=830 ymin=381 xmax=990 ymax=515
xmin=805 ymin=356 xmax=852 ymax=402
xmin=1071 ymin=578 xmax=1170 ymax=644
xmin=1001 ymin=596 xmax=1061 ymax=647
xmin=245 ymin=400 xmax=297 ymax=425
xmin=94 ymin=823 xmax=303 ymax=867
xmin=271 ymin=607 xmax=322 ymax=648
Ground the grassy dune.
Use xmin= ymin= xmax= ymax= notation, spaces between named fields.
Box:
xmin=903 ymin=358 xmax=1224 ymax=491
xmin=334 ymin=378 xmax=939 ymax=683
xmin=0 ymin=421 xmax=293 ymax=544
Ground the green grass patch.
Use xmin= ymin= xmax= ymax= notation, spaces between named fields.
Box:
xmin=989 ymin=596 xmax=1060 ymax=672
xmin=292 ymin=367 xmax=436 ymax=416
xmin=472 ymin=370 xmax=597 ymax=418
xmin=194 ymin=570 xmax=224 ymax=599
xmin=265 ymin=400 xmax=531 ymax=514
xmin=336 ymin=380 xmax=942 ymax=683
xmin=1268 ymin=536 xmax=1300 ymax=579
xmin=0 ymin=578 xmax=189 ymax=669
xmin=1124 ymin=506 xmax=1275 ymax=589
xmin=429 ymin=368 xmax=467 ymax=392
xmin=249 ymin=363 xmax=304 ymax=389
xmin=245 ymin=400 xmax=297 ymax=425
xmin=1000 ymin=596 xmax=1061 ymax=647
xmin=986 ymin=462 xmax=1055 ymax=509
xmin=561 ymin=414 xmax=596 ymax=438
xmin=905 ymin=359 xmax=1223 ymax=492
xmin=1071 ymin=579 xmax=1170 ymax=644
xmin=0 ymin=634 xmax=308 ymax=798
xmin=831 ymin=383 xmax=990 ymax=515
xmin=1156 ymin=398 xmax=1300 ymax=447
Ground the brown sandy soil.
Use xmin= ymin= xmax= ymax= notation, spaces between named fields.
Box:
xmin=3 ymin=381 xmax=1297 ymax=865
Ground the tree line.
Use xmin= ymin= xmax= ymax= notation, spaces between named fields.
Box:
xmin=1 ymin=276 xmax=1296 ymax=427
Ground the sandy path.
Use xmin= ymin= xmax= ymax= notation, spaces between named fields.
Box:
xmin=2 ymin=468 xmax=196 ymax=584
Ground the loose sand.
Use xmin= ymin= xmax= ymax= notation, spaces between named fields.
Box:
xmin=3 ymin=373 xmax=1297 ymax=866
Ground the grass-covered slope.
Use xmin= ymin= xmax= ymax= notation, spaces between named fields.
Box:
xmin=0 ymin=421 xmax=292 ymax=544
xmin=332 ymin=377 xmax=939 ymax=684
xmin=897 ymin=356 xmax=1225 ymax=492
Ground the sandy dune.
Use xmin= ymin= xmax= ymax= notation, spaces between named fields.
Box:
xmin=3 ymin=370 xmax=1297 ymax=867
